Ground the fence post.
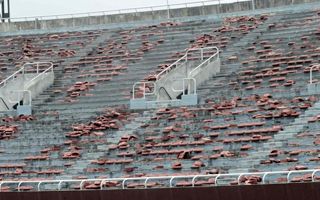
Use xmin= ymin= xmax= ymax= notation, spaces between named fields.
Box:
xmin=167 ymin=0 xmax=170 ymax=20
xmin=252 ymin=0 xmax=255 ymax=10
xmin=201 ymin=2 xmax=205 ymax=16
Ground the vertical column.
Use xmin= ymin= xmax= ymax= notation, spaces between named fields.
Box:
xmin=252 ymin=0 xmax=255 ymax=10
xmin=166 ymin=0 xmax=170 ymax=20
xmin=1 ymin=0 xmax=10 ymax=22
xmin=1 ymin=0 xmax=4 ymax=22
xmin=6 ymin=0 xmax=9 ymax=19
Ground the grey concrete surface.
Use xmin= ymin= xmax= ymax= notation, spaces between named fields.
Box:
xmin=0 ymin=0 xmax=319 ymax=34
xmin=0 ymin=72 xmax=54 ymax=111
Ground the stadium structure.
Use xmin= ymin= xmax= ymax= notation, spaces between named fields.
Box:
xmin=0 ymin=0 xmax=319 ymax=199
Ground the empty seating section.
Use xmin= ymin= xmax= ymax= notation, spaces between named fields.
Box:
xmin=0 ymin=31 xmax=102 ymax=82
xmin=35 ymin=21 xmax=221 ymax=110
xmin=87 ymin=95 xmax=315 ymax=178
xmin=198 ymin=9 xmax=320 ymax=101
xmin=0 ymin=6 xmax=320 ymax=192
xmin=142 ymin=15 xmax=268 ymax=83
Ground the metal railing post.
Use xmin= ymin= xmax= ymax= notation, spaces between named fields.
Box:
xmin=310 ymin=68 xmax=313 ymax=84
xmin=58 ymin=181 xmax=63 ymax=191
xmin=201 ymin=49 xmax=204 ymax=60
xmin=166 ymin=0 xmax=170 ymax=20
xmin=310 ymin=65 xmax=319 ymax=84
xmin=37 ymin=182 xmax=42 ymax=191
xmin=312 ymin=170 xmax=320 ymax=182
xmin=252 ymin=0 xmax=255 ymax=10
xmin=143 ymin=82 xmax=146 ymax=99
xmin=122 ymin=179 xmax=127 ymax=189
xmin=169 ymin=177 xmax=175 ymax=187
xmin=201 ymin=2 xmax=205 ymax=16
xmin=132 ymin=84 xmax=136 ymax=100
xmin=17 ymin=182 xmax=22 ymax=192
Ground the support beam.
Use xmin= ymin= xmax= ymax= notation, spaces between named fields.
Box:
xmin=1 ymin=0 xmax=10 ymax=22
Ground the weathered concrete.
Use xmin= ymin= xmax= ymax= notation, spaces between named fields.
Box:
xmin=25 ymin=72 xmax=54 ymax=100
xmin=156 ymin=49 xmax=220 ymax=101
xmin=190 ymin=57 xmax=221 ymax=88
xmin=308 ymin=83 xmax=320 ymax=95
xmin=0 ymin=72 xmax=54 ymax=111
xmin=157 ymin=61 xmax=195 ymax=101
xmin=0 ymin=0 xmax=319 ymax=33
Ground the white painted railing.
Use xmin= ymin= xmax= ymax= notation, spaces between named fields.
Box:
xmin=0 ymin=0 xmax=251 ymax=22
xmin=132 ymin=46 xmax=219 ymax=101
xmin=0 ymin=62 xmax=53 ymax=89
xmin=155 ymin=51 xmax=189 ymax=81
xmin=132 ymin=81 xmax=156 ymax=100
xmin=1 ymin=169 xmax=320 ymax=192
xmin=309 ymin=64 xmax=320 ymax=84
xmin=189 ymin=46 xmax=220 ymax=78
xmin=156 ymin=46 xmax=219 ymax=81
xmin=171 ymin=78 xmax=197 ymax=95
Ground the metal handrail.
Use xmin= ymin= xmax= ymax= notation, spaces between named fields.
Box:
xmin=24 ymin=63 xmax=54 ymax=89
xmin=171 ymin=78 xmax=197 ymax=95
xmin=188 ymin=46 xmax=219 ymax=78
xmin=0 ymin=0 xmax=250 ymax=22
xmin=156 ymin=53 xmax=188 ymax=80
xmin=0 ymin=62 xmax=53 ymax=89
xmin=159 ymin=86 xmax=173 ymax=100
xmin=156 ymin=46 xmax=219 ymax=81
xmin=1 ymin=169 xmax=320 ymax=192
xmin=0 ymin=97 xmax=9 ymax=110
xmin=132 ymin=81 xmax=156 ymax=100
xmin=309 ymin=64 xmax=320 ymax=84
xmin=132 ymin=47 xmax=218 ymax=101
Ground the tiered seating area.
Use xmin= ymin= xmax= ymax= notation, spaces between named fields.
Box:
xmin=0 ymin=4 xmax=320 ymax=192
xmin=0 ymin=31 xmax=102 ymax=82
xmin=198 ymin=9 xmax=320 ymax=100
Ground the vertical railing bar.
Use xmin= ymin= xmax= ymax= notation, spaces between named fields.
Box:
xmin=143 ymin=82 xmax=146 ymax=99
xmin=37 ymin=182 xmax=42 ymax=191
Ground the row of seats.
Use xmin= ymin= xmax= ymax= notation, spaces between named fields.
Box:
xmin=0 ymin=5 xmax=320 ymax=192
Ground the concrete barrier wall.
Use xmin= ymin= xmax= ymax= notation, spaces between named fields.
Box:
xmin=0 ymin=72 xmax=54 ymax=111
xmin=26 ymin=72 xmax=54 ymax=100
xmin=0 ymin=0 xmax=319 ymax=33
xmin=156 ymin=62 xmax=190 ymax=100
xmin=255 ymin=0 xmax=318 ymax=8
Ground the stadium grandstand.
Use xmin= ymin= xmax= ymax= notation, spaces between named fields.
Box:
xmin=0 ymin=0 xmax=320 ymax=199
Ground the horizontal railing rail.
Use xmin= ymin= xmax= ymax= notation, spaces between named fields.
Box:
xmin=156 ymin=46 xmax=219 ymax=81
xmin=171 ymin=78 xmax=197 ymax=95
xmin=1 ymin=169 xmax=320 ymax=192
xmin=24 ymin=63 xmax=54 ymax=89
xmin=132 ymin=46 xmax=218 ymax=101
xmin=0 ymin=62 xmax=53 ymax=89
xmin=132 ymin=81 xmax=156 ymax=100
xmin=0 ymin=0 xmax=251 ymax=22
xmin=155 ymin=52 xmax=188 ymax=81
xmin=188 ymin=46 xmax=219 ymax=78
